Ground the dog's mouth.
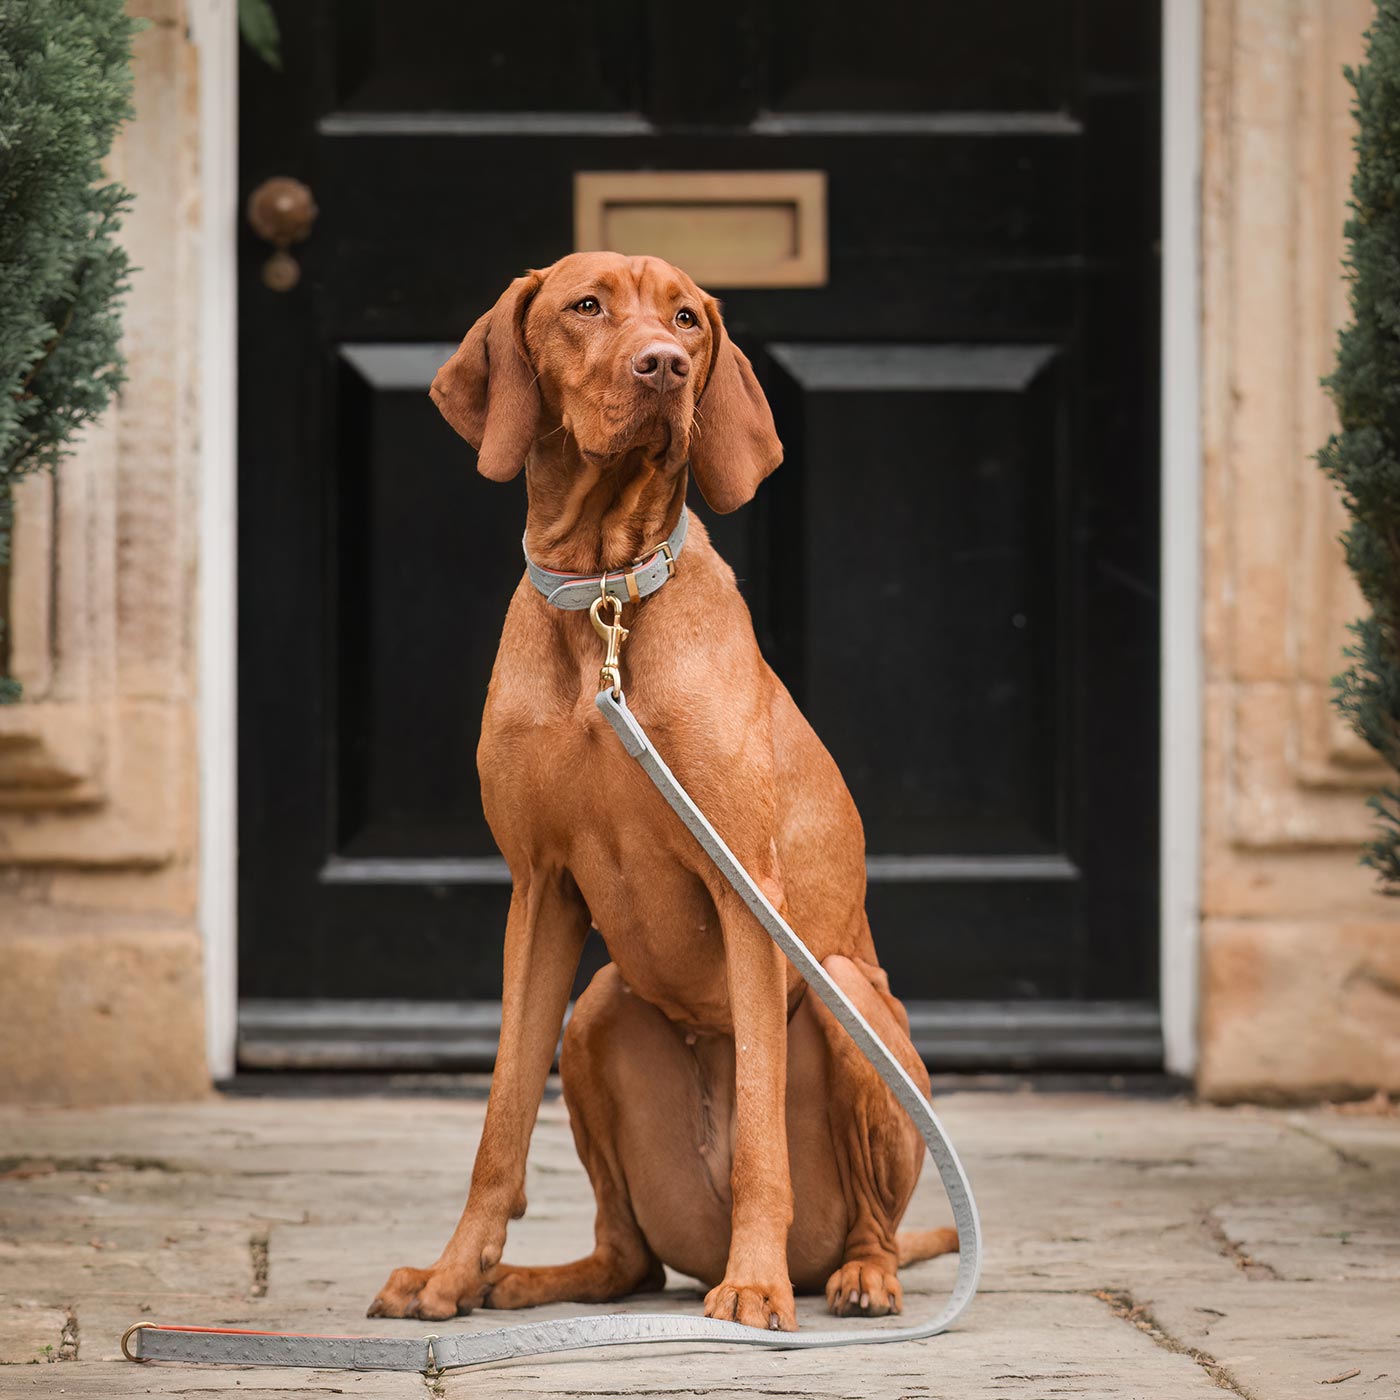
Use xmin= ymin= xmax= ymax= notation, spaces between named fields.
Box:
xmin=576 ymin=403 xmax=685 ymax=468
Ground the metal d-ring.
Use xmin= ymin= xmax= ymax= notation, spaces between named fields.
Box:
xmin=120 ymin=1322 xmax=151 ymax=1362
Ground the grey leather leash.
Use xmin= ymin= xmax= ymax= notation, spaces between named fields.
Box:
xmin=122 ymin=684 xmax=980 ymax=1373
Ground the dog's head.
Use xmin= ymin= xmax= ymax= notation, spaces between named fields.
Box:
xmin=431 ymin=251 xmax=782 ymax=513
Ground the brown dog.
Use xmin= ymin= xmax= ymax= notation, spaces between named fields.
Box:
xmin=367 ymin=252 xmax=957 ymax=1332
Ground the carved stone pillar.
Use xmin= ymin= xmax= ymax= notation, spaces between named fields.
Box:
xmin=1198 ymin=0 xmax=1400 ymax=1099
xmin=0 ymin=1 xmax=208 ymax=1104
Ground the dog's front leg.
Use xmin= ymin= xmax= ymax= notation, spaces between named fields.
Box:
xmin=704 ymin=879 xmax=798 ymax=1332
xmin=368 ymin=872 xmax=589 ymax=1320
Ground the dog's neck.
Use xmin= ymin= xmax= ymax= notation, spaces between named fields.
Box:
xmin=522 ymin=437 xmax=688 ymax=576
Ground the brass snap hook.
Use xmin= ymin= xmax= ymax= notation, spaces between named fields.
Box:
xmin=588 ymin=594 xmax=629 ymax=697
xmin=590 ymin=591 xmax=623 ymax=641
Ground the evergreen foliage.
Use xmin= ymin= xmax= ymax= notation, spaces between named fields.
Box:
xmin=0 ymin=0 xmax=138 ymax=700
xmin=1320 ymin=1 xmax=1400 ymax=886
xmin=239 ymin=0 xmax=282 ymax=70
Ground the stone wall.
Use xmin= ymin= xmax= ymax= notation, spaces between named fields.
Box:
xmin=1197 ymin=0 xmax=1400 ymax=1100
xmin=0 ymin=1 xmax=208 ymax=1104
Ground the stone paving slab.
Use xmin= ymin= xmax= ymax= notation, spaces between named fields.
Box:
xmin=0 ymin=1087 xmax=1396 ymax=1397
xmin=435 ymin=1292 xmax=1227 ymax=1400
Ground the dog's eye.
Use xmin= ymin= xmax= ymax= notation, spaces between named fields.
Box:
xmin=574 ymin=297 xmax=601 ymax=316
xmin=675 ymin=308 xmax=698 ymax=329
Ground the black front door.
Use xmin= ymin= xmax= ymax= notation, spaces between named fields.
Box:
xmin=238 ymin=2 xmax=1162 ymax=1069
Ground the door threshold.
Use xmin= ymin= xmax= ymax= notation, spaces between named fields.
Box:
xmin=238 ymin=999 xmax=1163 ymax=1072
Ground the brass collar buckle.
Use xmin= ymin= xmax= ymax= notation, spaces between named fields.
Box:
xmin=640 ymin=537 xmax=677 ymax=580
xmin=615 ymin=539 xmax=676 ymax=604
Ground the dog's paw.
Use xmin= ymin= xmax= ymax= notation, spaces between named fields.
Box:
xmin=366 ymin=1264 xmax=483 ymax=1320
xmin=478 ymin=1263 xmax=536 ymax=1310
xmin=824 ymin=1258 xmax=902 ymax=1317
xmin=703 ymin=1277 xmax=797 ymax=1331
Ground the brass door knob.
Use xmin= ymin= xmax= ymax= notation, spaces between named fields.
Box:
xmin=247 ymin=176 xmax=318 ymax=291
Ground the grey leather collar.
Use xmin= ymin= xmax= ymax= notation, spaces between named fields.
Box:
xmin=524 ymin=507 xmax=688 ymax=610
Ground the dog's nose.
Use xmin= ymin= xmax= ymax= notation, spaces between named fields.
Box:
xmin=631 ymin=342 xmax=690 ymax=389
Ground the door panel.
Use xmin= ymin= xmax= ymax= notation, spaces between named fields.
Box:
xmin=333 ymin=344 xmax=515 ymax=864
xmin=238 ymin=0 xmax=1161 ymax=1063
xmin=770 ymin=342 xmax=1065 ymax=857
xmin=767 ymin=2 xmax=1077 ymax=113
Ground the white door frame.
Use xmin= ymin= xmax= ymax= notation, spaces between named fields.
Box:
xmin=195 ymin=4 xmax=1205 ymax=1081
xmin=194 ymin=0 xmax=239 ymax=1080
xmin=1159 ymin=0 xmax=1203 ymax=1077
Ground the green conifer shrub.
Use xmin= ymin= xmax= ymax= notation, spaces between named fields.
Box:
xmin=1320 ymin=1 xmax=1400 ymax=886
xmin=0 ymin=0 xmax=138 ymax=700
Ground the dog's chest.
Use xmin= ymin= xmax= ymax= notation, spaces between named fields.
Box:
xmin=482 ymin=693 xmax=736 ymax=1029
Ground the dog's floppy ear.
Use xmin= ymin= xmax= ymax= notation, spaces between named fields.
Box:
xmin=689 ymin=294 xmax=783 ymax=513
xmin=431 ymin=272 xmax=543 ymax=482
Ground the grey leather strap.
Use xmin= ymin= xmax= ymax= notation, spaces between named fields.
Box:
xmin=123 ymin=686 xmax=980 ymax=1374
xmin=524 ymin=507 xmax=689 ymax=610
xmin=128 ymin=1328 xmax=430 ymax=1370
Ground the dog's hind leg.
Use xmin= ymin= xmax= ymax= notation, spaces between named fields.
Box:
xmin=812 ymin=953 xmax=954 ymax=1318
xmin=482 ymin=964 xmax=668 ymax=1309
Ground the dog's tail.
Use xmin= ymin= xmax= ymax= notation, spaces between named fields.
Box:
xmin=896 ymin=1227 xmax=959 ymax=1266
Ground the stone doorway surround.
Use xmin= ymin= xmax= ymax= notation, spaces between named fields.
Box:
xmin=1195 ymin=0 xmax=1400 ymax=1099
xmin=2 ymin=0 xmax=1399 ymax=1104
xmin=0 ymin=0 xmax=220 ymax=1103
